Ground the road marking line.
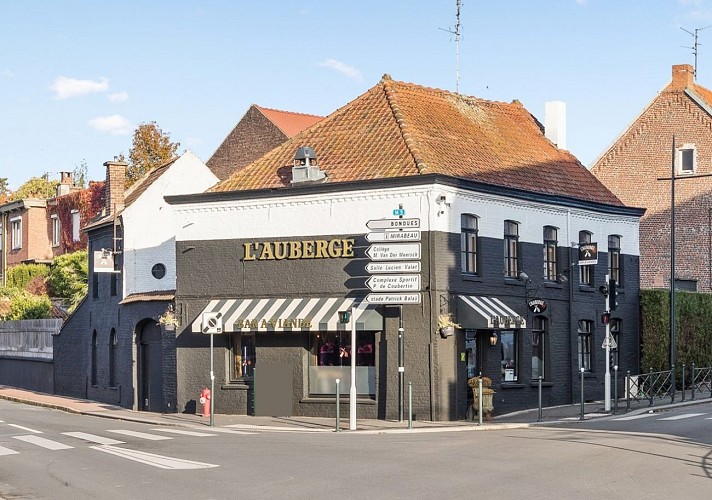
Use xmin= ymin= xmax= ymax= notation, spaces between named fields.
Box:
xmin=658 ymin=413 xmax=707 ymax=421
xmin=13 ymin=435 xmax=73 ymax=450
xmin=90 ymin=445 xmax=219 ymax=470
xmin=7 ymin=424 xmax=41 ymax=433
xmin=0 ymin=446 xmax=19 ymax=456
xmin=107 ymin=430 xmax=172 ymax=441
xmin=612 ymin=413 xmax=656 ymax=421
xmin=62 ymin=432 xmax=125 ymax=445
xmin=150 ymin=428 xmax=218 ymax=437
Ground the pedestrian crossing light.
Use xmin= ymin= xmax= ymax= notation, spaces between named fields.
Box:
xmin=608 ymin=278 xmax=618 ymax=311
xmin=339 ymin=310 xmax=350 ymax=324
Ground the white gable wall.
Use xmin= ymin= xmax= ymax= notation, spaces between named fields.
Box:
xmin=122 ymin=151 xmax=218 ymax=297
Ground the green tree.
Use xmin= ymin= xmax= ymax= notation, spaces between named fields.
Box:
xmin=73 ymin=159 xmax=88 ymax=188
xmin=0 ymin=177 xmax=10 ymax=203
xmin=126 ymin=121 xmax=180 ymax=187
xmin=10 ymin=175 xmax=59 ymax=200
xmin=0 ymin=288 xmax=52 ymax=320
xmin=47 ymin=250 xmax=88 ymax=312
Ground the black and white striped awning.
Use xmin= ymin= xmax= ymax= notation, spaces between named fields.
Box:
xmin=191 ymin=297 xmax=382 ymax=333
xmin=457 ymin=295 xmax=526 ymax=330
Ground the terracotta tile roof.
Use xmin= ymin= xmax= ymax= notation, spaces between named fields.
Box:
xmin=214 ymin=76 xmax=623 ymax=206
xmin=255 ymin=106 xmax=323 ymax=138
xmin=119 ymin=290 xmax=175 ymax=304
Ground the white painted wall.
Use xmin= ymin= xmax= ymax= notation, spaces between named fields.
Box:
xmin=122 ymin=150 xmax=219 ymax=297
xmin=173 ymin=182 xmax=640 ymax=256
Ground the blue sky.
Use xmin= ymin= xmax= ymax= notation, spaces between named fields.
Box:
xmin=2 ymin=0 xmax=712 ymax=190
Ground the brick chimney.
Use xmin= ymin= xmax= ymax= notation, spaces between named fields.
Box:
xmin=671 ymin=64 xmax=694 ymax=89
xmin=104 ymin=159 xmax=127 ymax=215
xmin=56 ymin=171 xmax=75 ymax=196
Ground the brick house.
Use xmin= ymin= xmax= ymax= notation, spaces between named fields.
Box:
xmin=207 ymin=105 xmax=322 ymax=181
xmin=167 ymin=75 xmax=643 ymax=420
xmin=592 ymin=64 xmax=712 ymax=291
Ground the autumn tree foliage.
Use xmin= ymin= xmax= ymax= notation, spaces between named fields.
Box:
xmin=10 ymin=175 xmax=59 ymax=201
xmin=126 ymin=121 xmax=180 ymax=187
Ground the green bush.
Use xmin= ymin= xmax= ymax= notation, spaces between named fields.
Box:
xmin=0 ymin=287 xmax=52 ymax=320
xmin=48 ymin=250 xmax=88 ymax=312
xmin=6 ymin=263 xmax=49 ymax=291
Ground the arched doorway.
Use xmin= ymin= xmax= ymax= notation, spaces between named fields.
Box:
xmin=137 ymin=320 xmax=164 ymax=412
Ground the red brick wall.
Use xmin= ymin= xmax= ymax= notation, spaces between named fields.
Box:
xmin=592 ymin=83 xmax=712 ymax=291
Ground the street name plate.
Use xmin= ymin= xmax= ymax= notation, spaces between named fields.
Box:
xmin=366 ymin=218 xmax=420 ymax=230
xmin=365 ymin=293 xmax=422 ymax=304
xmin=365 ymin=261 xmax=421 ymax=274
xmin=366 ymin=230 xmax=420 ymax=242
xmin=366 ymin=274 xmax=421 ymax=291
xmin=366 ymin=243 xmax=421 ymax=261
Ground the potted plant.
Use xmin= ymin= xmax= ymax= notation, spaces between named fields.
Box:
xmin=468 ymin=375 xmax=495 ymax=419
xmin=158 ymin=305 xmax=180 ymax=331
xmin=437 ymin=313 xmax=461 ymax=338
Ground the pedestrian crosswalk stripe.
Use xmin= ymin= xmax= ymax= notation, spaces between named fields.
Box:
xmin=107 ymin=430 xmax=172 ymax=441
xmin=13 ymin=435 xmax=73 ymax=450
xmin=91 ymin=445 xmax=218 ymax=469
xmin=658 ymin=413 xmax=707 ymax=421
xmin=613 ymin=413 xmax=656 ymax=421
xmin=0 ymin=445 xmax=19 ymax=456
xmin=150 ymin=428 xmax=218 ymax=437
xmin=62 ymin=432 xmax=125 ymax=445
xmin=8 ymin=424 xmax=41 ymax=433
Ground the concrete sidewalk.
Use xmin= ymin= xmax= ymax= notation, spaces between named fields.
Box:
xmin=1 ymin=385 xmax=708 ymax=433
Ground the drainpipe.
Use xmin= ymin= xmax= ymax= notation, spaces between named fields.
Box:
xmin=1 ymin=212 xmax=6 ymax=287
xmin=427 ymin=189 xmax=436 ymax=421
xmin=567 ymin=208 xmax=575 ymax=403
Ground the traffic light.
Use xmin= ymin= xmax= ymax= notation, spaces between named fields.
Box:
xmin=338 ymin=310 xmax=350 ymax=324
xmin=608 ymin=278 xmax=618 ymax=311
xmin=601 ymin=312 xmax=610 ymax=325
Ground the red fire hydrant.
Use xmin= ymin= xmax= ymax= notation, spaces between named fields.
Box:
xmin=199 ymin=387 xmax=211 ymax=417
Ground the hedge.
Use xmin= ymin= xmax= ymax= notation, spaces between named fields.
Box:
xmin=6 ymin=263 xmax=49 ymax=291
xmin=0 ymin=288 xmax=52 ymax=320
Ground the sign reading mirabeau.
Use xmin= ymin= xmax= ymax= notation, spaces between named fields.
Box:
xmin=242 ymin=238 xmax=355 ymax=261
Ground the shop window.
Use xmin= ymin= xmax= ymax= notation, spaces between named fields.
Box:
xmin=309 ymin=331 xmax=375 ymax=396
xmin=230 ymin=334 xmax=255 ymax=381
xmin=608 ymin=235 xmax=621 ymax=286
xmin=91 ymin=330 xmax=98 ymax=386
xmin=500 ymin=330 xmax=518 ymax=382
xmin=532 ymin=317 xmax=547 ymax=380
xmin=504 ymin=220 xmax=520 ymax=278
xmin=610 ymin=319 xmax=621 ymax=370
xmin=460 ymin=214 xmax=479 ymax=275
xmin=11 ymin=217 xmax=21 ymax=250
xmin=51 ymin=215 xmax=60 ymax=247
xmin=109 ymin=329 xmax=117 ymax=387
xmin=579 ymin=230 xmax=593 ymax=286
xmin=578 ymin=320 xmax=593 ymax=372
xmin=543 ymin=226 xmax=558 ymax=281
xmin=71 ymin=210 xmax=80 ymax=242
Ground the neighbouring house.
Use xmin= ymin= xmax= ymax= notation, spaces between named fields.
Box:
xmin=207 ymin=105 xmax=323 ymax=181
xmin=53 ymin=151 xmax=218 ymax=411
xmin=166 ymin=75 xmax=644 ymax=420
xmin=592 ymin=64 xmax=712 ymax=292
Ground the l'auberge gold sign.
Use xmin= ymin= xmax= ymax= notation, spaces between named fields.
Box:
xmin=243 ymin=238 xmax=355 ymax=261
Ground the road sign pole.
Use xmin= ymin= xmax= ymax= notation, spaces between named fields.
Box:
xmin=349 ymin=306 xmax=357 ymax=430
xmin=210 ymin=332 xmax=215 ymax=427
xmin=398 ymin=304 xmax=404 ymax=422
xmin=604 ymin=274 xmax=611 ymax=412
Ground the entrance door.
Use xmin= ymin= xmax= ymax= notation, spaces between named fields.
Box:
xmin=137 ymin=321 xmax=164 ymax=412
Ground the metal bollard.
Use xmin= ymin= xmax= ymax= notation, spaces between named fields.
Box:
xmin=692 ymin=363 xmax=696 ymax=400
xmin=682 ymin=364 xmax=686 ymax=403
xmin=335 ymin=379 xmax=340 ymax=432
xmin=580 ymin=367 xmax=585 ymax=421
xmin=478 ymin=377 xmax=483 ymax=426
xmin=408 ymin=382 xmax=413 ymax=430
xmin=537 ymin=376 xmax=543 ymax=422
xmin=670 ymin=364 xmax=675 ymax=403
xmin=613 ymin=365 xmax=618 ymax=415
xmin=649 ymin=367 xmax=654 ymax=407
xmin=626 ymin=370 xmax=631 ymax=413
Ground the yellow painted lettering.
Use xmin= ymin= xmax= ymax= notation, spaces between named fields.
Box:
xmin=243 ymin=243 xmax=256 ymax=261
xmin=315 ymin=240 xmax=329 ymax=258
xmin=273 ymin=241 xmax=288 ymax=260
xmin=259 ymin=242 xmax=275 ymax=260
xmin=289 ymin=241 xmax=302 ymax=259
xmin=341 ymin=238 xmax=355 ymax=258
xmin=328 ymin=239 xmax=342 ymax=258
xmin=303 ymin=240 xmax=315 ymax=258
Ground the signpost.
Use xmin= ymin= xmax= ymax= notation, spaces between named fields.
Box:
xmin=365 ymin=230 xmax=420 ymax=242
xmin=366 ymin=243 xmax=421 ymax=261
xmin=366 ymin=218 xmax=420 ymax=230
xmin=365 ymin=293 xmax=421 ymax=304
xmin=365 ymin=261 xmax=420 ymax=274
xmin=366 ymin=274 xmax=421 ymax=292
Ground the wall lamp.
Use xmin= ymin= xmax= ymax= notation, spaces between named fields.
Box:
xmin=489 ymin=332 xmax=498 ymax=346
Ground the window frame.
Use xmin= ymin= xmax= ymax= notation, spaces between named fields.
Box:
xmin=109 ymin=328 xmax=117 ymax=387
xmin=51 ymin=215 xmax=60 ymax=247
xmin=91 ymin=330 xmax=98 ymax=386
xmin=543 ymin=226 xmax=558 ymax=281
xmin=608 ymin=235 xmax=621 ymax=286
xmin=71 ymin=210 xmax=80 ymax=242
xmin=579 ymin=230 xmax=594 ymax=286
xmin=504 ymin=220 xmax=520 ymax=278
xmin=308 ymin=331 xmax=376 ymax=396
xmin=678 ymin=144 xmax=696 ymax=174
xmin=532 ymin=316 xmax=547 ymax=381
xmin=230 ymin=333 xmax=255 ymax=382
xmin=578 ymin=320 xmax=594 ymax=372
xmin=460 ymin=214 xmax=479 ymax=276
xmin=500 ymin=330 xmax=518 ymax=382
xmin=10 ymin=217 xmax=21 ymax=250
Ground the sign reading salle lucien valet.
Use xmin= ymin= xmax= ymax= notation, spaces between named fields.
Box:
xmin=242 ymin=238 xmax=355 ymax=261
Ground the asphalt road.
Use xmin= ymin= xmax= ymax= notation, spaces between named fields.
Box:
xmin=1 ymin=399 xmax=710 ymax=499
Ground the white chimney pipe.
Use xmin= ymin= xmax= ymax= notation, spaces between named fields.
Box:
xmin=544 ymin=101 xmax=566 ymax=150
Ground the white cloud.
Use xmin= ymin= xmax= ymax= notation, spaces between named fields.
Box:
xmin=88 ymin=114 xmax=133 ymax=135
xmin=108 ymin=91 xmax=129 ymax=103
xmin=49 ymin=76 xmax=109 ymax=99
xmin=318 ymin=59 xmax=364 ymax=82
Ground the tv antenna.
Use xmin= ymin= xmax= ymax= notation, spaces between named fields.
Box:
xmin=440 ymin=0 xmax=462 ymax=93
xmin=681 ymin=25 xmax=711 ymax=79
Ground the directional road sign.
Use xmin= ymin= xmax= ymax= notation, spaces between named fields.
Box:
xmin=365 ymin=261 xmax=421 ymax=274
xmin=366 ymin=218 xmax=420 ymax=230
xmin=366 ymin=243 xmax=421 ymax=261
xmin=366 ymin=274 xmax=421 ymax=291
xmin=366 ymin=230 xmax=420 ymax=242
xmin=365 ymin=293 xmax=422 ymax=304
